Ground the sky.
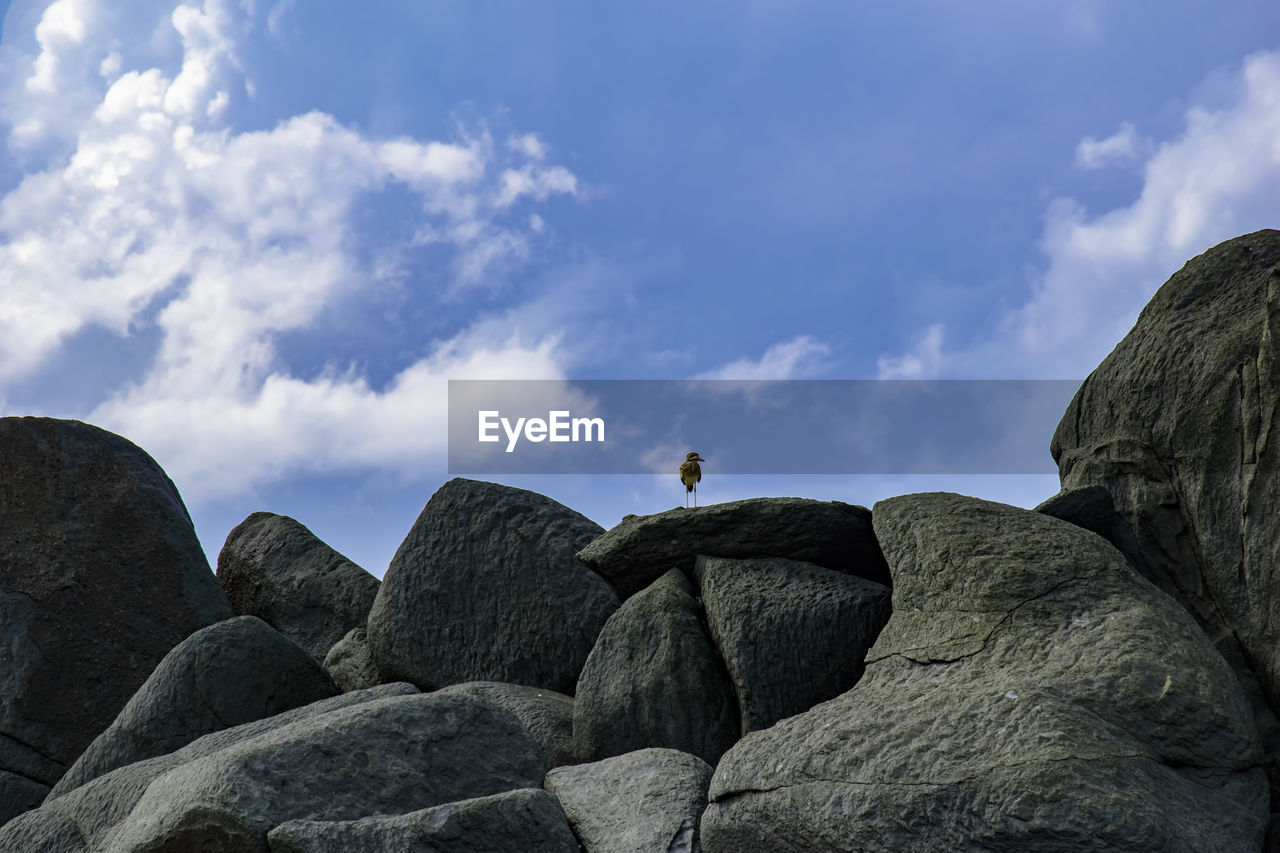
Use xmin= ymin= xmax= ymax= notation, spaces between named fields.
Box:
xmin=0 ymin=0 xmax=1277 ymax=578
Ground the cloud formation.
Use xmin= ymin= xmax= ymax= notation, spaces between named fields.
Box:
xmin=877 ymin=50 xmax=1280 ymax=379
xmin=694 ymin=335 xmax=830 ymax=380
xmin=0 ymin=0 xmax=580 ymax=498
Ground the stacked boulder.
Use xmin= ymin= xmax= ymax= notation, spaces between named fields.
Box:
xmin=3 ymin=231 xmax=1280 ymax=850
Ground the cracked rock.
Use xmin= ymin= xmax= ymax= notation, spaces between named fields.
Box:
xmin=701 ymin=492 xmax=1267 ymax=853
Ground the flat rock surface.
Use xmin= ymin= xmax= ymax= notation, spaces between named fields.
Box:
xmin=50 ymin=616 xmax=337 ymax=798
xmin=576 ymin=497 xmax=890 ymax=599
xmin=217 ymin=512 xmax=380 ymax=662
xmin=701 ymin=492 xmax=1268 ymax=853
xmin=545 ymin=748 xmax=713 ymax=853
xmin=266 ymin=788 xmax=578 ymax=852
xmin=573 ymin=569 xmax=738 ymax=766
xmin=0 ymin=417 xmax=232 ymax=824
xmin=697 ymin=555 xmax=891 ymax=734
xmin=367 ymin=478 xmax=617 ymax=694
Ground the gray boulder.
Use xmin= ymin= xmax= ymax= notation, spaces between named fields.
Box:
xmin=696 ymin=555 xmax=891 ymax=734
xmin=50 ymin=616 xmax=338 ymax=798
xmin=573 ymin=569 xmax=738 ymax=766
xmin=1051 ymin=229 xmax=1280 ymax=786
xmin=701 ymin=492 xmax=1268 ymax=852
xmin=0 ymin=417 xmax=232 ymax=824
xmin=322 ymin=627 xmax=381 ymax=693
xmin=437 ymin=682 xmax=575 ymax=771
xmin=266 ymin=788 xmax=577 ymax=852
xmin=0 ymin=683 xmax=417 ymax=850
xmin=216 ymin=512 xmax=381 ymax=662
xmin=545 ymin=748 xmax=713 ymax=853
xmin=1034 ymin=484 xmax=1116 ymax=538
xmin=367 ymin=478 xmax=618 ymax=694
xmin=576 ymin=497 xmax=890 ymax=599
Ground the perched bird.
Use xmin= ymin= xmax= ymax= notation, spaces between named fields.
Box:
xmin=680 ymin=452 xmax=705 ymax=508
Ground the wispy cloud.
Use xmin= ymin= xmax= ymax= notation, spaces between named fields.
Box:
xmin=0 ymin=0 xmax=581 ymax=499
xmin=694 ymin=335 xmax=830 ymax=380
xmin=1074 ymin=121 xmax=1147 ymax=170
xmin=876 ymin=323 xmax=943 ymax=379
xmin=877 ymin=50 xmax=1280 ymax=379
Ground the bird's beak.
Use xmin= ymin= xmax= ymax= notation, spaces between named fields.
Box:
xmin=696 ymin=455 xmax=706 ymax=462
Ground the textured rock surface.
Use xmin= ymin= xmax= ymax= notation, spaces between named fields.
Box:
xmin=1051 ymin=229 xmax=1280 ymax=790
xmin=367 ymin=478 xmax=618 ymax=694
xmin=701 ymin=492 xmax=1268 ymax=852
xmin=0 ymin=684 xmax=417 ymax=850
xmin=1034 ymin=484 xmax=1116 ymax=538
xmin=696 ymin=555 xmax=891 ymax=734
xmin=437 ymin=681 xmax=575 ymax=770
xmin=216 ymin=512 xmax=381 ymax=662
xmin=50 ymin=616 xmax=337 ymax=798
xmin=573 ymin=569 xmax=738 ymax=766
xmin=322 ymin=627 xmax=381 ymax=693
xmin=266 ymin=788 xmax=577 ymax=852
xmin=576 ymin=497 xmax=890 ymax=599
xmin=0 ymin=417 xmax=232 ymax=824
xmin=545 ymin=748 xmax=713 ymax=853
xmin=104 ymin=691 xmax=541 ymax=852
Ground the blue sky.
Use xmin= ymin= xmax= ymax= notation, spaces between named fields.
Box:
xmin=1 ymin=0 xmax=1277 ymax=577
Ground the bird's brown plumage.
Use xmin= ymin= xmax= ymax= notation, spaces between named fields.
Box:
xmin=680 ymin=452 xmax=704 ymax=507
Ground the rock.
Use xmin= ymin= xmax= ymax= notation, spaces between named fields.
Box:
xmin=545 ymin=748 xmax=713 ymax=853
xmin=322 ymin=627 xmax=381 ymax=693
xmin=96 ymin=691 xmax=541 ymax=851
xmin=0 ymin=683 xmax=418 ymax=849
xmin=436 ymin=681 xmax=575 ymax=771
xmin=216 ymin=512 xmax=381 ymax=662
xmin=576 ymin=497 xmax=890 ymax=600
xmin=696 ymin=555 xmax=891 ymax=734
xmin=366 ymin=478 xmax=618 ymax=694
xmin=701 ymin=492 xmax=1268 ymax=852
xmin=1050 ymin=230 xmax=1280 ymax=790
xmin=266 ymin=788 xmax=578 ymax=852
xmin=49 ymin=616 xmax=338 ymax=799
xmin=0 ymin=417 xmax=232 ymax=824
xmin=1034 ymin=484 xmax=1116 ymax=538
xmin=573 ymin=569 xmax=738 ymax=766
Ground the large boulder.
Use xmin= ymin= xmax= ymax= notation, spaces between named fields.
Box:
xmin=266 ymin=788 xmax=578 ymax=852
xmin=696 ymin=555 xmax=891 ymax=734
xmin=576 ymin=497 xmax=890 ymax=599
xmin=0 ymin=683 xmax=418 ymax=851
xmin=0 ymin=417 xmax=232 ymax=823
xmin=545 ymin=748 xmax=713 ymax=853
xmin=216 ymin=512 xmax=381 ymax=662
xmin=701 ymin=492 xmax=1268 ymax=852
xmin=1050 ymin=229 xmax=1280 ymax=776
xmin=573 ymin=569 xmax=738 ymax=766
xmin=366 ymin=478 xmax=618 ymax=694
xmin=49 ymin=616 xmax=337 ymax=799
xmin=436 ymin=681 xmax=575 ymax=771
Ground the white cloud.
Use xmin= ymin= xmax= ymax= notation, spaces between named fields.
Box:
xmin=877 ymin=50 xmax=1280 ymax=379
xmin=876 ymin=323 xmax=944 ymax=379
xmin=0 ymin=0 xmax=582 ymax=500
xmin=1074 ymin=121 xmax=1146 ymax=170
xmin=695 ymin=335 xmax=830 ymax=380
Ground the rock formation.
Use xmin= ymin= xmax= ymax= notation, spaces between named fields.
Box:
xmin=4 ymin=233 xmax=1280 ymax=850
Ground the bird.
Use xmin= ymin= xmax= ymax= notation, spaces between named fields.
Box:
xmin=679 ymin=452 xmax=705 ymax=508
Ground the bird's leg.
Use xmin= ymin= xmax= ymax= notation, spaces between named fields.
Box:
xmin=693 ymin=483 xmax=697 ymax=508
